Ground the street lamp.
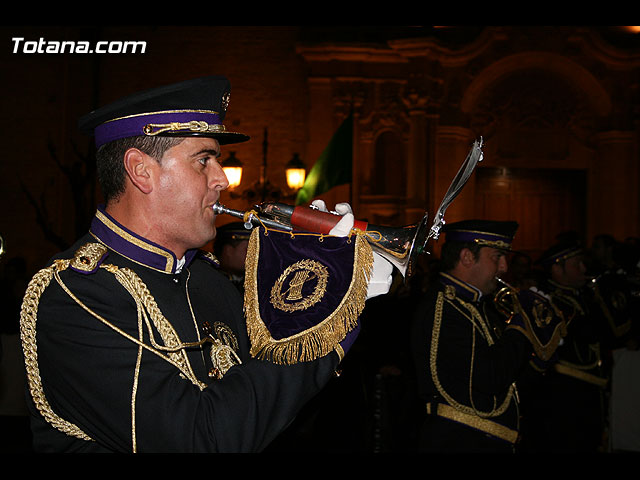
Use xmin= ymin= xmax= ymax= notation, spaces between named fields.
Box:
xmin=221 ymin=128 xmax=306 ymax=203
xmin=285 ymin=153 xmax=306 ymax=191
xmin=221 ymin=151 xmax=243 ymax=189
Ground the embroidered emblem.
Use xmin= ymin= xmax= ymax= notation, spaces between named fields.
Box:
xmin=221 ymin=91 xmax=230 ymax=113
xmin=532 ymin=297 xmax=553 ymax=328
xmin=203 ymin=321 xmax=241 ymax=379
xmin=444 ymin=284 xmax=456 ymax=300
xmin=270 ymin=259 xmax=329 ymax=312
xmin=199 ymin=250 xmax=221 ymax=267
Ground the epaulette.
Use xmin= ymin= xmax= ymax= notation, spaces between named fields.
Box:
xmin=197 ymin=250 xmax=221 ymax=268
xmin=68 ymin=242 xmax=109 ymax=275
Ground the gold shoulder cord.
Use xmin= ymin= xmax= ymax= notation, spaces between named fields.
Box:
xmin=429 ymin=291 xmax=516 ymax=420
xmin=20 ymin=243 xmax=217 ymax=452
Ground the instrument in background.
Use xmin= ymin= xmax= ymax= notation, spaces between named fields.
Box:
xmin=493 ymin=277 xmax=521 ymax=319
xmin=0 ymin=233 xmax=4 ymax=261
xmin=493 ymin=276 xmax=568 ymax=363
xmin=213 ymin=138 xmax=484 ymax=278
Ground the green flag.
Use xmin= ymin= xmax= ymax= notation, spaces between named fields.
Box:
xmin=295 ymin=113 xmax=353 ymax=206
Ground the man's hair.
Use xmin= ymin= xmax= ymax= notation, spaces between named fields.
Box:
xmin=96 ymin=136 xmax=185 ymax=204
xmin=439 ymin=240 xmax=482 ymax=272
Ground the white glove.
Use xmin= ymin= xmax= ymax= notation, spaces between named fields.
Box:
xmin=310 ymin=200 xmax=355 ymax=237
xmin=366 ymin=252 xmax=394 ymax=299
xmin=310 ymin=200 xmax=392 ymax=299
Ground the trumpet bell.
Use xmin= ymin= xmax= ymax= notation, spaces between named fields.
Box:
xmin=369 ymin=214 xmax=429 ymax=278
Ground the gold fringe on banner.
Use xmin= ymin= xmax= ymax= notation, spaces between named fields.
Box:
xmin=243 ymin=228 xmax=373 ymax=365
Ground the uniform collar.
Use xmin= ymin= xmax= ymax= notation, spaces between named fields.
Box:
xmin=89 ymin=205 xmax=197 ymax=274
xmin=439 ymin=272 xmax=483 ymax=302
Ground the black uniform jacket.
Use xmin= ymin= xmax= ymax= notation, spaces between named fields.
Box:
xmin=516 ymin=279 xmax=612 ymax=452
xmin=541 ymin=279 xmax=611 ymax=387
xmin=21 ymin=207 xmax=338 ymax=453
xmin=411 ymin=272 xmax=532 ymax=446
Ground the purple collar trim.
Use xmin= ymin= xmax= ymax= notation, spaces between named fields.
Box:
xmin=439 ymin=272 xmax=482 ymax=302
xmin=89 ymin=205 xmax=197 ymax=274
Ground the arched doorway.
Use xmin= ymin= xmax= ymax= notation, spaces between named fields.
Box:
xmin=475 ymin=166 xmax=587 ymax=260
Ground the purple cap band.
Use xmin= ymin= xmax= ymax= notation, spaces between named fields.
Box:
xmin=94 ymin=110 xmax=222 ymax=148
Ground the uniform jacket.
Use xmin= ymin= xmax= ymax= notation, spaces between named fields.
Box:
xmin=411 ymin=272 xmax=532 ymax=446
xmin=541 ymin=279 xmax=610 ymax=388
xmin=20 ymin=207 xmax=339 ymax=453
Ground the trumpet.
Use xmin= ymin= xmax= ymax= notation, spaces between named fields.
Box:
xmin=213 ymin=138 xmax=485 ymax=279
xmin=213 ymin=201 xmax=430 ymax=278
xmin=493 ymin=277 xmax=521 ymax=319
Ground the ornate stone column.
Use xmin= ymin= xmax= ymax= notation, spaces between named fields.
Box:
xmin=403 ymin=91 xmax=435 ymax=224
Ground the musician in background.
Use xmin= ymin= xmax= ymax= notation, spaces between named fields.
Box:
xmin=410 ymin=220 xmax=563 ymax=453
xmin=213 ymin=221 xmax=253 ymax=292
xmin=521 ymin=242 xmax=614 ymax=452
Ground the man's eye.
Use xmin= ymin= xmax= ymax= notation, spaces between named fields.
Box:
xmin=199 ymin=157 xmax=210 ymax=166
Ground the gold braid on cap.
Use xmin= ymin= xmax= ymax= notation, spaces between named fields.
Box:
xmin=474 ymin=239 xmax=511 ymax=249
xmin=143 ymin=121 xmax=228 ymax=136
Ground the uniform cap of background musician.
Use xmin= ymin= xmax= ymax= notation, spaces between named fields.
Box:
xmin=213 ymin=221 xmax=254 ymax=281
xmin=440 ymin=219 xmax=519 ymax=269
xmin=439 ymin=219 xmax=519 ymax=295
xmin=537 ymin=241 xmax=587 ymax=289
xmin=442 ymin=220 xmax=519 ymax=251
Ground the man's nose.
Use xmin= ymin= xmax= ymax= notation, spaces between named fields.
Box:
xmin=210 ymin=162 xmax=229 ymax=190
xmin=498 ymin=256 xmax=508 ymax=273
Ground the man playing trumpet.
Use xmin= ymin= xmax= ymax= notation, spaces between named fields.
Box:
xmin=410 ymin=220 xmax=566 ymax=452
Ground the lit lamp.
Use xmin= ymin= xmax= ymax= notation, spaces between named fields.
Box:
xmin=221 ymin=151 xmax=243 ymax=189
xmin=285 ymin=153 xmax=306 ymax=191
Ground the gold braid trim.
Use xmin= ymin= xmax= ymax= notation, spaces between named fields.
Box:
xmin=20 ymin=260 xmax=93 ymax=442
xmin=20 ymin=247 xmax=210 ymax=448
xmin=503 ymin=293 xmax=567 ymax=362
xmin=108 ymin=265 xmax=205 ymax=388
xmin=426 ymin=402 xmax=519 ymax=444
xmin=429 ymin=291 xmax=516 ymax=420
xmin=554 ymin=362 xmax=609 ymax=388
xmin=244 ymin=228 xmax=373 ymax=365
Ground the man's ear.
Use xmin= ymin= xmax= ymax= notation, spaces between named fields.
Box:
xmin=123 ymin=148 xmax=153 ymax=194
xmin=459 ymin=247 xmax=476 ymax=268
